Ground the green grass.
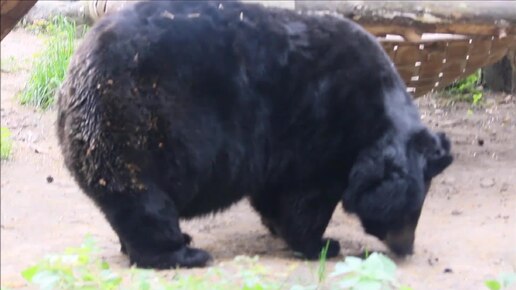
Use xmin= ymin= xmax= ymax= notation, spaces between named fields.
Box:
xmin=1 ymin=127 xmax=13 ymax=160
xmin=19 ymin=16 xmax=78 ymax=109
xmin=18 ymin=236 xmax=413 ymax=290
xmin=317 ymin=241 xmax=330 ymax=283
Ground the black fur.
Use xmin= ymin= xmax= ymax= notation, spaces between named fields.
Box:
xmin=57 ymin=1 xmax=453 ymax=269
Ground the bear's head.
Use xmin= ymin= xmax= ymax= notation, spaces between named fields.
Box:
xmin=342 ymin=128 xmax=453 ymax=256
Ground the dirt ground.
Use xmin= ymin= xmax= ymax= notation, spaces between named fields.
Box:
xmin=1 ymin=30 xmax=515 ymax=290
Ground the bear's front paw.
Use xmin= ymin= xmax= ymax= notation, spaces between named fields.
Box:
xmin=321 ymin=238 xmax=341 ymax=258
xmin=295 ymin=238 xmax=341 ymax=260
xmin=129 ymin=247 xmax=212 ymax=269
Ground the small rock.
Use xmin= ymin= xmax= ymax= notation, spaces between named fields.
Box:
xmin=444 ymin=268 xmax=453 ymax=273
xmin=451 ymin=210 xmax=462 ymax=216
xmin=434 ymin=109 xmax=444 ymax=115
xmin=46 ymin=176 xmax=54 ymax=183
xmin=442 ymin=177 xmax=456 ymax=185
xmin=480 ymin=178 xmax=495 ymax=188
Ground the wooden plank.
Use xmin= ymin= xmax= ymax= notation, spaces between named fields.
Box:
xmin=380 ymin=42 xmax=398 ymax=59
xmin=414 ymin=84 xmax=436 ymax=96
xmin=468 ymin=39 xmax=492 ymax=55
xmin=491 ymin=36 xmax=516 ymax=51
xmin=419 ymin=63 xmax=445 ymax=79
xmin=446 ymin=42 xmax=470 ymax=59
xmin=395 ymin=45 xmax=424 ymax=66
xmin=296 ymin=1 xmax=516 ymax=38
xmin=1 ymin=0 xmax=37 ymax=40
xmin=397 ymin=66 xmax=418 ymax=81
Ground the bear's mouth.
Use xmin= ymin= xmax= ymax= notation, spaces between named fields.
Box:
xmin=382 ymin=208 xmax=423 ymax=257
xmin=384 ymin=226 xmax=415 ymax=256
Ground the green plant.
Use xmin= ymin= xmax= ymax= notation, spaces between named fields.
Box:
xmin=22 ymin=235 xmax=122 ymax=290
xmin=1 ymin=127 xmax=13 ymax=160
xmin=21 ymin=237 xmax=282 ymax=290
xmin=19 ymin=16 xmax=78 ymax=109
xmin=485 ymin=272 xmax=516 ymax=290
xmin=446 ymin=70 xmax=481 ymax=94
xmin=443 ymin=70 xmax=484 ymax=106
xmin=328 ymin=253 xmax=409 ymax=290
xmin=317 ymin=241 xmax=331 ymax=283
xmin=21 ymin=236 xmax=414 ymax=290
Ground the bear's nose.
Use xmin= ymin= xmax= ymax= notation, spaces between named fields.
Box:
xmin=384 ymin=226 xmax=415 ymax=257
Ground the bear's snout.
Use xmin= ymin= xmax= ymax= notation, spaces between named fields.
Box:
xmin=384 ymin=225 xmax=416 ymax=256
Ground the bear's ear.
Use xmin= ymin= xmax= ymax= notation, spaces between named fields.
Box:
xmin=411 ymin=129 xmax=453 ymax=179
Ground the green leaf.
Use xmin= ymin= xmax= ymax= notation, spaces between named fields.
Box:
xmin=361 ymin=253 xmax=396 ymax=282
xmin=21 ymin=265 xmax=40 ymax=282
xmin=101 ymin=260 xmax=111 ymax=270
xmin=353 ymin=279 xmax=383 ymax=290
xmin=32 ymin=271 xmax=60 ymax=290
xmin=337 ymin=275 xmax=361 ymax=288
xmin=485 ymin=280 xmax=501 ymax=290
xmin=472 ymin=92 xmax=483 ymax=106
xmin=331 ymin=257 xmax=363 ymax=277
xmin=140 ymin=281 xmax=151 ymax=290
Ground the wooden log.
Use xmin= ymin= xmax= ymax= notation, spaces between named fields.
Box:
xmin=295 ymin=1 xmax=516 ymax=40
xmin=1 ymin=0 xmax=37 ymax=40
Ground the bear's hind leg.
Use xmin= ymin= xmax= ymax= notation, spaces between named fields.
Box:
xmin=95 ymin=186 xmax=210 ymax=269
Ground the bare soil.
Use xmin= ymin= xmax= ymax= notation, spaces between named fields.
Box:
xmin=1 ymin=30 xmax=515 ymax=290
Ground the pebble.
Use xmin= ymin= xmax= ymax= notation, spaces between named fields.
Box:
xmin=46 ymin=176 xmax=54 ymax=183
xmin=480 ymin=178 xmax=495 ymax=188
xmin=442 ymin=177 xmax=456 ymax=185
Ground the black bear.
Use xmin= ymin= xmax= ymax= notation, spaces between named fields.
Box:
xmin=57 ymin=1 xmax=453 ymax=269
